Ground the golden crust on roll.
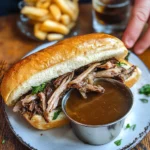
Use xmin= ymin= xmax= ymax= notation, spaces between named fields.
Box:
xmin=1 ymin=33 xmax=128 ymax=105
xmin=118 ymin=59 xmax=141 ymax=88
xmin=1 ymin=33 xmax=141 ymax=130
xmin=23 ymin=108 xmax=69 ymax=130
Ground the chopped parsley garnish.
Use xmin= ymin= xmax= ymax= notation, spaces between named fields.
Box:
xmin=139 ymin=84 xmax=150 ymax=96
xmin=32 ymin=83 xmax=46 ymax=94
xmin=140 ymin=99 xmax=148 ymax=103
xmin=132 ymin=124 xmax=136 ymax=131
xmin=125 ymin=123 xmax=131 ymax=129
xmin=125 ymin=52 xmax=130 ymax=61
xmin=125 ymin=123 xmax=136 ymax=131
xmin=2 ymin=139 xmax=5 ymax=144
xmin=116 ymin=62 xmax=127 ymax=67
xmin=114 ymin=139 xmax=122 ymax=146
xmin=52 ymin=109 xmax=62 ymax=120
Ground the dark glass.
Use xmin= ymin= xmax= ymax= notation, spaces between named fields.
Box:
xmin=93 ymin=0 xmax=130 ymax=25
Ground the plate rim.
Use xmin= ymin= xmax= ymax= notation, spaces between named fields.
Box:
xmin=2 ymin=43 xmax=150 ymax=150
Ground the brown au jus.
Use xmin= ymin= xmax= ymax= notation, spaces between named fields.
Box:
xmin=66 ymin=80 xmax=132 ymax=125
xmin=13 ymin=58 xmax=136 ymax=122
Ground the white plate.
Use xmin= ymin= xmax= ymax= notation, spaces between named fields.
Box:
xmin=3 ymin=42 xmax=150 ymax=150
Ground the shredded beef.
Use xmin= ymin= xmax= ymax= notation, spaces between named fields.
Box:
xmin=38 ymin=92 xmax=46 ymax=111
xmin=44 ymin=84 xmax=53 ymax=100
xmin=97 ymin=61 xmax=116 ymax=70
xmin=53 ymin=73 xmax=71 ymax=88
xmin=118 ymin=65 xmax=136 ymax=81
xmin=21 ymin=95 xmax=37 ymax=107
xmin=68 ymin=63 xmax=101 ymax=87
xmin=46 ymin=72 xmax=74 ymax=113
xmin=29 ymin=101 xmax=36 ymax=112
xmin=13 ymin=58 xmax=136 ymax=122
xmin=79 ymin=83 xmax=105 ymax=99
xmin=95 ymin=67 xmax=125 ymax=78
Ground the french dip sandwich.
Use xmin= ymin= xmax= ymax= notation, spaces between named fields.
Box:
xmin=1 ymin=33 xmax=141 ymax=130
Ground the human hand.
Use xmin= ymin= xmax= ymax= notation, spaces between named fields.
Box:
xmin=122 ymin=0 xmax=150 ymax=54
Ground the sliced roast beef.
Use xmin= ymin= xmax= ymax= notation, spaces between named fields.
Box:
xmin=44 ymin=84 xmax=53 ymax=100
xmin=13 ymin=94 xmax=37 ymax=112
xmin=87 ymin=73 xmax=95 ymax=85
xmin=53 ymin=73 xmax=71 ymax=88
xmin=79 ymin=83 xmax=105 ymax=99
xmin=21 ymin=94 xmax=37 ymax=107
xmin=118 ymin=65 xmax=136 ymax=81
xmin=13 ymin=101 xmax=22 ymax=112
xmin=38 ymin=92 xmax=46 ymax=111
xmin=46 ymin=72 xmax=74 ymax=113
xmin=68 ymin=63 xmax=100 ymax=87
xmin=29 ymin=101 xmax=36 ymax=112
xmin=20 ymin=107 xmax=27 ymax=115
xmin=97 ymin=61 xmax=116 ymax=70
xmin=95 ymin=67 xmax=125 ymax=78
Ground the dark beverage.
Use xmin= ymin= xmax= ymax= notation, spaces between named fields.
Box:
xmin=93 ymin=0 xmax=130 ymax=25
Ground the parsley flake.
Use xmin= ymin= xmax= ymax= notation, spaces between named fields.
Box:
xmin=125 ymin=123 xmax=131 ymax=129
xmin=114 ymin=139 xmax=122 ymax=146
xmin=2 ymin=139 xmax=5 ymax=144
xmin=125 ymin=124 xmax=136 ymax=131
xmin=52 ymin=109 xmax=62 ymax=120
xmin=116 ymin=62 xmax=127 ymax=67
xmin=140 ymin=98 xmax=148 ymax=103
xmin=132 ymin=124 xmax=136 ymax=131
xmin=32 ymin=83 xmax=46 ymax=94
xmin=125 ymin=52 xmax=130 ymax=61
xmin=139 ymin=84 xmax=150 ymax=96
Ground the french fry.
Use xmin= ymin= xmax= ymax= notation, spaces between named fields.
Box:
xmin=28 ymin=13 xmax=53 ymax=22
xmin=66 ymin=0 xmax=79 ymax=21
xmin=54 ymin=0 xmax=76 ymax=21
xmin=66 ymin=0 xmax=76 ymax=12
xmin=49 ymin=4 xmax=61 ymax=21
xmin=21 ymin=6 xmax=48 ymax=17
xmin=40 ymin=20 xmax=69 ymax=35
xmin=36 ymin=0 xmax=51 ymax=9
xmin=22 ymin=0 xmax=79 ymax=41
xmin=34 ymin=23 xmax=47 ymax=40
xmin=67 ymin=22 xmax=76 ymax=30
xmin=60 ymin=14 xmax=70 ymax=25
xmin=47 ymin=33 xmax=64 ymax=41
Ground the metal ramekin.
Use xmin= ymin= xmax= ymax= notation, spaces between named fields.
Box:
xmin=62 ymin=78 xmax=133 ymax=145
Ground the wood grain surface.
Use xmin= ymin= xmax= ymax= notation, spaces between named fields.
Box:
xmin=0 ymin=4 xmax=150 ymax=150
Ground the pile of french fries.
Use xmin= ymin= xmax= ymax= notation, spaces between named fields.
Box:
xmin=21 ymin=0 xmax=79 ymax=41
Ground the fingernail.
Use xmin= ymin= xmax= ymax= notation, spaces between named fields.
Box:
xmin=134 ymin=48 xmax=144 ymax=55
xmin=125 ymin=37 xmax=134 ymax=48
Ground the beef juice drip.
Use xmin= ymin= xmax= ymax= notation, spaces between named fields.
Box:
xmin=93 ymin=0 xmax=130 ymax=25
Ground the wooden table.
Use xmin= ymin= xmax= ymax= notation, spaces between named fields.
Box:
xmin=0 ymin=4 xmax=150 ymax=150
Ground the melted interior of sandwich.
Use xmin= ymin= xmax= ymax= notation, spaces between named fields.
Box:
xmin=13 ymin=58 xmax=136 ymax=122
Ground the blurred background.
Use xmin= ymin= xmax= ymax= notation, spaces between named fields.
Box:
xmin=0 ymin=0 xmax=91 ymax=16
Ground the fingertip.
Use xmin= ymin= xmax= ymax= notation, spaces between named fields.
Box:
xmin=122 ymin=35 xmax=134 ymax=48
xmin=134 ymin=47 xmax=144 ymax=55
